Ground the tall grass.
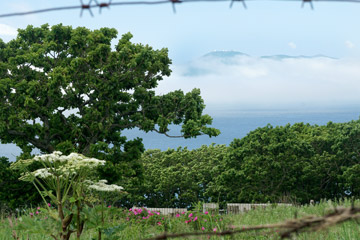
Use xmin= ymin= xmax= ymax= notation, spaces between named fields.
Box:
xmin=1 ymin=199 xmax=360 ymax=239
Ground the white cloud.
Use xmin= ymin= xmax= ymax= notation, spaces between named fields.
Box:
xmin=156 ymin=55 xmax=360 ymax=111
xmin=288 ymin=42 xmax=297 ymax=49
xmin=0 ymin=23 xmax=17 ymax=36
xmin=345 ymin=40 xmax=355 ymax=49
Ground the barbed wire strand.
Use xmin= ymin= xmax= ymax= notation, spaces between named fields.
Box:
xmin=1 ymin=0 xmax=360 ymax=18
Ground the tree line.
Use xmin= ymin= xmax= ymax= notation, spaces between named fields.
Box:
xmin=1 ymin=24 xmax=359 ymax=209
xmin=2 ymin=119 xmax=360 ymax=208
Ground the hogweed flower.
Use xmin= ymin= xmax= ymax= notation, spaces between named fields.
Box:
xmin=88 ymin=179 xmax=123 ymax=192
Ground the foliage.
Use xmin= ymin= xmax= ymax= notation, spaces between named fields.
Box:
xmin=136 ymin=144 xmax=228 ymax=208
xmin=217 ymin=120 xmax=360 ymax=204
xmin=0 ymin=156 xmax=41 ymax=209
xmin=0 ymin=24 xmax=219 ymax=203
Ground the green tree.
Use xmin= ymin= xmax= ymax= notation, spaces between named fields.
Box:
xmin=138 ymin=144 xmax=227 ymax=208
xmin=0 ymin=24 xmax=219 ymax=206
xmin=216 ymin=121 xmax=360 ymax=204
xmin=0 ymin=156 xmax=41 ymax=208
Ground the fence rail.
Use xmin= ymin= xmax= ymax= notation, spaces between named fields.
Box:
xmin=133 ymin=202 xmax=292 ymax=215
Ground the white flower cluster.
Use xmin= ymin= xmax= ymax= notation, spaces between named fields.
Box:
xmin=33 ymin=168 xmax=52 ymax=178
xmin=88 ymin=180 xmax=124 ymax=192
xmin=20 ymin=152 xmax=106 ymax=179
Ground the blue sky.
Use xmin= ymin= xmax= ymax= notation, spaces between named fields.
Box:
xmin=1 ymin=0 xmax=360 ymax=112
xmin=0 ymin=1 xmax=359 ymax=63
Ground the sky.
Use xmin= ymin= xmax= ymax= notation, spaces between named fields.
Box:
xmin=1 ymin=0 xmax=360 ymax=114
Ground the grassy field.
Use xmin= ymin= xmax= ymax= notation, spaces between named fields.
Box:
xmin=1 ymin=199 xmax=360 ymax=239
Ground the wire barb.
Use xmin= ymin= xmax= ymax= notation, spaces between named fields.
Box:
xmin=230 ymin=0 xmax=247 ymax=9
xmin=170 ymin=0 xmax=182 ymax=14
xmin=94 ymin=0 xmax=112 ymax=14
xmin=80 ymin=0 xmax=94 ymax=17
xmin=302 ymin=0 xmax=314 ymax=10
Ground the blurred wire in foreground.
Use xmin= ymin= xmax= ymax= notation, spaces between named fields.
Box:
xmin=1 ymin=0 xmax=360 ymax=18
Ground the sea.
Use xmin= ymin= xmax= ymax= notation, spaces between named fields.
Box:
xmin=1 ymin=109 xmax=359 ymax=162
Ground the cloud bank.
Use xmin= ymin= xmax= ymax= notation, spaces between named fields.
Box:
xmin=156 ymin=53 xmax=360 ymax=113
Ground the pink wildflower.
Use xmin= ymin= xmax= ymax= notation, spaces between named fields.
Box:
xmin=37 ymin=207 xmax=40 ymax=210
xmin=176 ymin=213 xmax=180 ymax=218
xmin=108 ymin=205 xmax=111 ymax=208
xmin=213 ymin=227 xmax=217 ymax=232
xmin=189 ymin=213 xmax=193 ymax=218
xmin=29 ymin=213 xmax=34 ymax=216
xmin=181 ymin=211 xmax=185 ymax=214
xmin=193 ymin=216 xmax=198 ymax=221
xmin=35 ymin=211 xmax=39 ymax=215
xmin=156 ymin=212 xmax=160 ymax=215
xmin=201 ymin=227 xmax=205 ymax=231
xmin=157 ymin=222 xmax=162 ymax=225
xmin=47 ymin=203 xmax=51 ymax=207
xmin=204 ymin=211 xmax=208 ymax=215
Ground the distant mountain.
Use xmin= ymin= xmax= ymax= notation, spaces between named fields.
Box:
xmin=181 ymin=51 xmax=335 ymax=77
xmin=202 ymin=51 xmax=249 ymax=59
xmin=202 ymin=51 xmax=334 ymax=60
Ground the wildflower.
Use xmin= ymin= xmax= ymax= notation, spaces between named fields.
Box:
xmin=88 ymin=179 xmax=123 ymax=192
xmin=47 ymin=203 xmax=51 ymax=207
xmin=156 ymin=212 xmax=160 ymax=215
xmin=36 ymin=211 xmax=39 ymax=215
xmin=185 ymin=220 xmax=191 ymax=223
xmin=201 ymin=227 xmax=205 ymax=231
xmin=193 ymin=216 xmax=198 ymax=221
xmin=213 ymin=227 xmax=217 ymax=232
xmin=37 ymin=207 xmax=40 ymax=210
xmin=108 ymin=205 xmax=111 ymax=208
xmin=176 ymin=213 xmax=180 ymax=218
xmin=181 ymin=211 xmax=185 ymax=214
xmin=204 ymin=211 xmax=208 ymax=215
xmin=189 ymin=213 xmax=193 ymax=218
xmin=29 ymin=213 xmax=34 ymax=216
xmin=157 ymin=222 xmax=161 ymax=225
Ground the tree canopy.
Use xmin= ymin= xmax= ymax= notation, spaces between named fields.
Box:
xmin=0 ymin=24 xmax=219 ymax=162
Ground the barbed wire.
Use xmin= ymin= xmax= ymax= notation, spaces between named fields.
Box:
xmin=1 ymin=0 xmax=360 ymax=18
